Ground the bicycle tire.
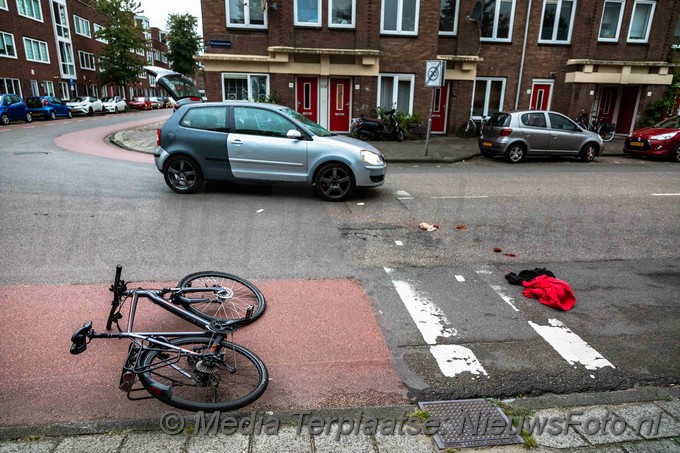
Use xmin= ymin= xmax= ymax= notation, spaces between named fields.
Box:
xmin=599 ymin=127 xmax=615 ymax=142
xmin=456 ymin=121 xmax=477 ymax=138
xmin=178 ymin=271 xmax=265 ymax=323
xmin=139 ymin=336 xmax=268 ymax=412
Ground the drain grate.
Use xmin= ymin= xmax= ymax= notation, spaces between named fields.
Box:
xmin=418 ymin=398 xmax=524 ymax=449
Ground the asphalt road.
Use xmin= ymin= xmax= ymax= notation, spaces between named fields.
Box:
xmin=0 ymin=112 xmax=678 ymax=419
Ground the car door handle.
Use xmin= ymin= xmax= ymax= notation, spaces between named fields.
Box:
xmin=230 ymin=139 xmax=242 ymax=145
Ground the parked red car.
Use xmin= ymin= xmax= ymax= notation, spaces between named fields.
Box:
xmin=624 ymin=116 xmax=680 ymax=162
xmin=128 ymin=97 xmax=152 ymax=110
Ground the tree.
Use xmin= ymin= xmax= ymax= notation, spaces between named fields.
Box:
xmin=166 ymin=13 xmax=202 ymax=77
xmin=94 ymin=0 xmax=148 ymax=91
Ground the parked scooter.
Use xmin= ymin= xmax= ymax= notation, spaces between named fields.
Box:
xmin=351 ymin=109 xmax=404 ymax=142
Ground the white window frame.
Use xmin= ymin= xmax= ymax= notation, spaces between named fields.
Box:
xmin=1 ymin=78 xmax=22 ymax=96
xmin=0 ymin=31 xmax=17 ymax=59
xmin=598 ymin=0 xmax=624 ymax=42
xmin=136 ymin=48 xmax=145 ymax=56
xmin=59 ymin=81 xmax=69 ymax=100
xmin=41 ymin=80 xmax=55 ymax=96
xmin=23 ymin=37 xmax=50 ymax=63
xmin=221 ymin=73 xmax=270 ymax=102
xmin=439 ymin=0 xmax=460 ymax=36
xmin=78 ymin=50 xmax=95 ymax=70
xmin=226 ymin=0 xmax=268 ymax=29
xmin=294 ymin=0 xmax=321 ymax=26
xmin=73 ymin=15 xmax=91 ymax=38
xmin=380 ymin=0 xmax=420 ymax=36
xmin=17 ymin=0 xmax=43 ymax=22
xmin=329 ymin=0 xmax=356 ymax=28
xmin=627 ymin=0 xmax=655 ymax=43
xmin=481 ymin=0 xmax=516 ymax=42
xmin=52 ymin=1 xmax=69 ymax=39
xmin=377 ymin=73 xmax=415 ymax=114
xmin=94 ymin=23 xmax=108 ymax=43
xmin=471 ymin=77 xmax=506 ymax=118
xmin=149 ymin=75 xmax=156 ymax=87
xmin=58 ymin=41 xmax=75 ymax=77
xmin=538 ymin=0 xmax=576 ymax=44
xmin=0 ymin=0 xmax=8 ymax=11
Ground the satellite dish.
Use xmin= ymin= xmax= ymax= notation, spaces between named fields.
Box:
xmin=467 ymin=1 xmax=483 ymax=21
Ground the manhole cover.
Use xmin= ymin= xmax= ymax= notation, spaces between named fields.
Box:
xmin=418 ymin=399 xmax=523 ymax=449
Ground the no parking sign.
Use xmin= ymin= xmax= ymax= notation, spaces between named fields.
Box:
xmin=425 ymin=60 xmax=446 ymax=88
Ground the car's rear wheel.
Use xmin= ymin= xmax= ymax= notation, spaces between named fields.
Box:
xmin=49 ymin=111 xmax=56 ymax=121
xmin=315 ymin=163 xmax=355 ymax=202
xmin=1 ymin=113 xmax=9 ymax=125
xmin=67 ymin=110 xmax=72 ymax=119
xmin=580 ymin=143 xmax=597 ymax=163
xmin=164 ymin=156 xmax=205 ymax=194
xmin=670 ymin=144 xmax=680 ymax=162
xmin=505 ymin=144 xmax=526 ymax=163
xmin=25 ymin=112 xmax=33 ymax=123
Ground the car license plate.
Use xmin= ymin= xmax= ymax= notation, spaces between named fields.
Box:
xmin=630 ymin=141 xmax=644 ymax=147
xmin=483 ymin=141 xmax=493 ymax=147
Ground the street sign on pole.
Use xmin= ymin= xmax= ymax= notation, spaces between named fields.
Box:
xmin=424 ymin=60 xmax=446 ymax=155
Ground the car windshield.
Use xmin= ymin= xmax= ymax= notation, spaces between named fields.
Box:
xmin=655 ymin=117 xmax=680 ymax=129
xmin=280 ymin=107 xmax=332 ymax=137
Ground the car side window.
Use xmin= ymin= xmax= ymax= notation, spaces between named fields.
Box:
xmin=234 ymin=107 xmax=296 ymax=138
xmin=180 ymin=107 xmax=228 ymax=132
xmin=548 ymin=113 xmax=577 ymax=131
xmin=521 ymin=113 xmax=546 ymax=128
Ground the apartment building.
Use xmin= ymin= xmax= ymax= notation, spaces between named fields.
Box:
xmin=198 ymin=0 xmax=680 ymax=135
xmin=0 ymin=0 xmax=169 ymax=101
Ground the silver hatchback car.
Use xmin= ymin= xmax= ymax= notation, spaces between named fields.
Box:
xmin=478 ymin=111 xmax=604 ymax=163
xmin=154 ymin=102 xmax=386 ymax=201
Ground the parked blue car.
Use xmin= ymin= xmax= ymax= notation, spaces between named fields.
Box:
xmin=26 ymin=96 xmax=73 ymax=120
xmin=0 ymin=93 xmax=32 ymax=125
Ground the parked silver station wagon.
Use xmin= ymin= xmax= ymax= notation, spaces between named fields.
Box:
xmin=478 ymin=111 xmax=604 ymax=163
xmin=154 ymin=102 xmax=387 ymax=201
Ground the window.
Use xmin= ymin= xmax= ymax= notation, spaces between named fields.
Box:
xmin=472 ymin=77 xmax=506 ymax=117
xmin=58 ymin=41 xmax=75 ymax=76
xmin=548 ymin=112 xmax=578 ymax=131
xmin=539 ymin=0 xmax=575 ymax=43
xmin=0 ymin=31 xmax=17 ymax=58
xmin=149 ymin=75 xmax=156 ymax=87
xmin=377 ymin=74 xmax=414 ymax=114
xmin=627 ymin=0 xmax=655 ymax=43
xmin=161 ymin=53 xmax=167 ymax=63
xmin=521 ymin=112 xmax=547 ymax=128
xmin=329 ymin=0 xmax=355 ymax=28
xmin=227 ymin=0 xmax=267 ymax=29
xmin=439 ymin=0 xmax=460 ymax=35
xmin=674 ymin=17 xmax=680 ymax=48
xmin=17 ymin=0 xmax=42 ymax=21
xmin=41 ymin=81 xmax=55 ymax=96
xmin=59 ymin=81 xmax=69 ymax=100
xmin=381 ymin=0 xmax=420 ymax=35
xmin=53 ymin=1 xmax=69 ymax=38
xmin=73 ymin=15 xmax=91 ymax=37
xmin=94 ymin=24 xmax=108 ymax=43
xmin=481 ymin=0 xmax=515 ymax=42
xmin=598 ymin=0 xmax=623 ymax=41
xmin=146 ymin=51 xmax=153 ymax=64
xmin=0 ymin=0 xmax=8 ymax=10
xmin=222 ymin=73 xmax=269 ymax=101
xmin=180 ymin=106 xmax=228 ymax=132
xmin=234 ymin=107 xmax=295 ymax=138
xmin=78 ymin=50 xmax=95 ymax=70
xmin=295 ymin=0 xmax=320 ymax=26
xmin=24 ymin=37 xmax=49 ymax=63
xmin=30 ymin=80 xmax=39 ymax=96
xmin=0 ymin=78 xmax=22 ymax=95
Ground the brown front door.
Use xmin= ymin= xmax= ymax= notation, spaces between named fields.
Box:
xmin=431 ymin=84 xmax=449 ymax=133
xmin=296 ymin=77 xmax=318 ymax=123
xmin=329 ymin=78 xmax=351 ymax=132
xmin=615 ymin=86 xmax=638 ymax=134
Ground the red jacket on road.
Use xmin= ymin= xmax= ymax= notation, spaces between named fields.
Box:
xmin=522 ymin=275 xmax=576 ymax=311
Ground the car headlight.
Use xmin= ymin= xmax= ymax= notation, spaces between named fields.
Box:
xmin=649 ymin=132 xmax=678 ymax=140
xmin=361 ymin=150 xmax=382 ymax=165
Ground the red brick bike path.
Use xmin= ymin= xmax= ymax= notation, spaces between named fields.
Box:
xmin=0 ymin=279 xmax=406 ymax=427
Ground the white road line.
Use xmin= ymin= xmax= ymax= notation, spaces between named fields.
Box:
xmin=395 ymin=190 xmax=413 ymax=200
xmin=528 ymin=319 xmax=615 ymax=370
xmin=431 ymin=195 xmax=489 ymax=199
xmin=490 ymin=285 xmax=520 ymax=312
xmin=652 ymin=193 xmax=680 ymax=196
xmin=384 ymin=267 xmax=488 ymax=377
xmin=455 ymin=275 xmax=465 ymax=282
xmin=395 ymin=240 xmax=403 ymax=246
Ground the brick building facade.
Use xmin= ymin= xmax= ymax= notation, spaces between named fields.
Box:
xmin=0 ymin=0 xmax=169 ymax=101
xmin=198 ymin=0 xmax=680 ymax=135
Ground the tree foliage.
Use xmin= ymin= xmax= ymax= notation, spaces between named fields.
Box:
xmin=94 ymin=0 xmax=148 ymax=88
xmin=166 ymin=13 xmax=202 ymax=76
xmin=643 ymin=52 xmax=680 ymax=127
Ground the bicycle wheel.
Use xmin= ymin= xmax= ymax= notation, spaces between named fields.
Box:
xmin=139 ymin=336 xmax=268 ymax=412
xmin=178 ymin=271 xmax=265 ymax=323
xmin=598 ymin=126 xmax=615 ymax=142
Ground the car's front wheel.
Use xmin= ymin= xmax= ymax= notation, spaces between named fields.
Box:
xmin=49 ymin=111 xmax=56 ymax=120
xmin=505 ymin=144 xmax=526 ymax=163
xmin=670 ymin=144 xmax=680 ymax=162
xmin=67 ymin=110 xmax=73 ymax=119
xmin=1 ymin=113 xmax=9 ymax=126
xmin=315 ymin=163 xmax=355 ymax=202
xmin=163 ymin=156 xmax=205 ymax=194
xmin=580 ymin=143 xmax=597 ymax=163
xmin=25 ymin=112 xmax=33 ymax=123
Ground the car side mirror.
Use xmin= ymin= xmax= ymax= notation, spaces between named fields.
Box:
xmin=287 ymin=130 xmax=303 ymax=140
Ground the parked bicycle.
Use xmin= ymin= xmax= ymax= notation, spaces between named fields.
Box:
xmin=455 ymin=116 xmax=487 ymax=138
xmin=575 ymin=110 xmax=616 ymax=142
xmin=70 ymin=265 xmax=268 ymax=412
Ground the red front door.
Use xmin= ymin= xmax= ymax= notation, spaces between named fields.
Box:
xmin=296 ymin=77 xmax=318 ymax=123
xmin=530 ymin=82 xmax=552 ymax=110
xmin=329 ymin=78 xmax=351 ymax=132
xmin=431 ymin=84 xmax=448 ymax=133
xmin=598 ymin=86 xmax=618 ymax=124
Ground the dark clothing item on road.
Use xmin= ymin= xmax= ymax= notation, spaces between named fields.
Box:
xmin=505 ymin=268 xmax=555 ymax=285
